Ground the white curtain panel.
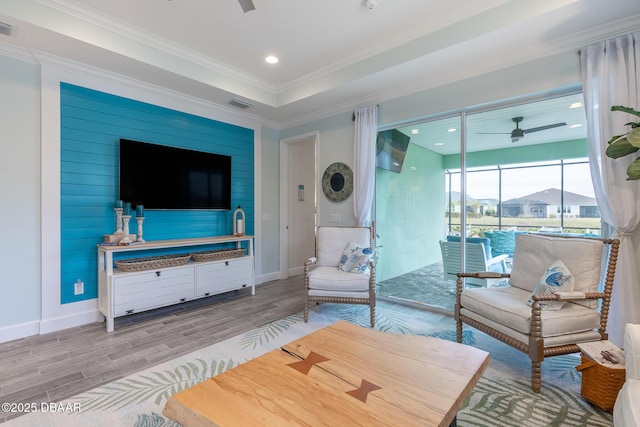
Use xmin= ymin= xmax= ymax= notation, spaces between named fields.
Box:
xmin=581 ymin=31 xmax=640 ymax=346
xmin=353 ymin=104 xmax=379 ymax=226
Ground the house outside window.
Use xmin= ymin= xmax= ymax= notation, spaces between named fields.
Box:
xmin=445 ymin=158 xmax=600 ymax=235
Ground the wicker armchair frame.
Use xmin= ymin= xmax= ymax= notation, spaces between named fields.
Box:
xmin=303 ymin=226 xmax=376 ymax=327
xmin=454 ymin=235 xmax=620 ymax=393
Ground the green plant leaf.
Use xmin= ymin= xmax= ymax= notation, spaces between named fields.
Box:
xmin=608 ymin=134 xmax=626 ymax=145
xmin=627 ymin=158 xmax=640 ymax=180
xmin=612 ymin=105 xmax=640 ymax=118
xmin=606 ymin=137 xmax=639 ymax=159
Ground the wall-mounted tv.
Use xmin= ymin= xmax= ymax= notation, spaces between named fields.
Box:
xmin=119 ymin=139 xmax=232 ymax=210
xmin=376 ymin=129 xmax=410 ymax=173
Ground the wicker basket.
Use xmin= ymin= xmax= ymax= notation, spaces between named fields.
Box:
xmin=190 ymin=248 xmax=246 ymax=262
xmin=115 ymin=254 xmax=191 ymax=272
xmin=576 ymin=355 xmax=626 ymax=412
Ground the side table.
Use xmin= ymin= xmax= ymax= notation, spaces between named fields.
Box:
xmin=576 ymin=340 xmax=626 ymax=412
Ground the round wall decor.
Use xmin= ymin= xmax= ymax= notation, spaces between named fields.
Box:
xmin=322 ymin=162 xmax=353 ymax=203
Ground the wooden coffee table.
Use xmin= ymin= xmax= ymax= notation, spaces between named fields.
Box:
xmin=163 ymin=320 xmax=489 ymax=426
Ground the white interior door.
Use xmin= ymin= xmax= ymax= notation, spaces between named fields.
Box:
xmin=280 ymin=133 xmax=317 ymax=278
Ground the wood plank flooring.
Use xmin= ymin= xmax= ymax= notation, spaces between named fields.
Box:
xmin=0 ymin=276 xmax=306 ymax=423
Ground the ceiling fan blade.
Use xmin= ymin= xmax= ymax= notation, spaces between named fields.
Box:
xmin=477 ymin=132 xmax=510 ymax=135
xmin=238 ymin=0 xmax=255 ymax=13
xmin=523 ymin=122 xmax=567 ymax=134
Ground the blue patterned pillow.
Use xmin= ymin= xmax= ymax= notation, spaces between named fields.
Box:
xmin=527 ymin=260 xmax=575 ymax=310
xmin=337 ymin=242 xmax=374 ymax=273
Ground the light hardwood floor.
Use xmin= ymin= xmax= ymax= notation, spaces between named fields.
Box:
xmin=0 ymin=276 xmax=306 ymax=423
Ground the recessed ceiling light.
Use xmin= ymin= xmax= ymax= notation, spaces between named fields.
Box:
xmin=570 ymin=124 xmax=583 ymax=128
xmin=435 ymin=142 xmax=444 ymax=146
xmin=411 ymin=129 xmax=419 ymax=134
xmin=448 ymin=128 xmax=457 ymax=132
xmin=570 ymin=102 xmax=583 ymax=109
xmin=265 ymin=55 xmax=279 ymax=64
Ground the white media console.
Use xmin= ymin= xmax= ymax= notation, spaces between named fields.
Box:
xmin=97 ymin=235 xmax=255 ymax=332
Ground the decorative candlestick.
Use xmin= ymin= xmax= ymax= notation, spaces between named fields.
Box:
xmin=114 ymin=208 xmax=124 ymax=236
xmin=120 ymin=215 xmax=133 ymax=244
xmin=136 ymin=217 xmax=145 ymax=243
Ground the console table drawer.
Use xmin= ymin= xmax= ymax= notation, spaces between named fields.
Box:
xmin=114 ymin=267 xmax=194 ymax=316
xmin=196 ymin=257 xmax=253 ymax=297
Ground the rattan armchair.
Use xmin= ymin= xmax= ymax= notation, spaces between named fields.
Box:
xmin=455 ymin=233 xmax=619 ymax=393
xmin=304 ymin=226 xmax=376 ymax=327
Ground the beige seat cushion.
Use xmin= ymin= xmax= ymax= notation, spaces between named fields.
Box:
xmin=308 ymin=266 xmax=370 ymax=292
xmin=509 ymin=234 xmax=604 ymax=308
xmin=460 ymin=286 xmax=601 ymax=338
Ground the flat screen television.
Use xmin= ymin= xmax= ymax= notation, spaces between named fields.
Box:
xmin=119 ymin=139 xmax=232 ymax=210
xmin=376 ymin=129 xmax=410 ymax=173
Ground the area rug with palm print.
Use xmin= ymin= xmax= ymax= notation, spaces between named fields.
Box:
xmin=5 ymin=301 xmax=613 ymax=427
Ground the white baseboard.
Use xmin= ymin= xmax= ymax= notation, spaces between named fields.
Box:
xmin=255 ymin=271 xmax=282 ymax=284
xmin=288 ymin=266 xmax=304 ymax=277
xmin=39 ymin=308 xmax=101 ymax=335
xmin=0 ymin=307 xmax=101 ymax=344
xmin=1 ymin=272 xmax=297 ymax=343
xmin=0 ymin=320 xmax=40 ymax=344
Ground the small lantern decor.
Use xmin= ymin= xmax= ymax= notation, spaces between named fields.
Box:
xmin=233 ymin=205 xmax=245 ymax=237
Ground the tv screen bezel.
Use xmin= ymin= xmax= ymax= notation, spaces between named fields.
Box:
xmin=119 ymin=139 xmax=232 ymax=211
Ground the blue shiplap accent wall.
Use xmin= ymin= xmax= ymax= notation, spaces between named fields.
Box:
xmin=60 ymin=83 xmax=254 ymax=304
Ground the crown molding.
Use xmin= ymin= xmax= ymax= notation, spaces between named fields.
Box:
xmin=25 ymin=48 xmax=276 ymax=129
xmin=0 ymin=39 xmax=38 ymax=64
xmin=35 ymin=0 xmax=277 ymax=94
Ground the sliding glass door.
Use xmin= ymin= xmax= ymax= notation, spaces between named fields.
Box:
xmin=374 ymin=91 xmax=596 ymax=312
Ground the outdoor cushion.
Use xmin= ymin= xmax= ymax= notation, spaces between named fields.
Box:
xmin=446 ymin=235 xmax=492 ymax=260
xmin=484 ymin=230 xmax=516 ymax=257
xmin=460 ymin=286 xmax=601 ymax=338
xmin=307 ymin=266 xmax=370 ymax=292
xmin=509 ymin=234 xmax=603 ymax=308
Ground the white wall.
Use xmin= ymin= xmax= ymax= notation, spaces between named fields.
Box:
xmin=281 ymin=113 xmax=357 ymax=227
xmin=260 ymin=125 xmax=281 ymax=282
xmin=0 ymin=55 xmax=41 ymax=339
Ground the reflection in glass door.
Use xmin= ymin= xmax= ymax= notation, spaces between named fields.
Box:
xmin=375 ymin=115 xmax=460 ymax=310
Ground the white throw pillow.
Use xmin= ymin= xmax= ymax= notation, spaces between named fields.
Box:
xmin=527 ymin=259 xmax=575 ymax=310
xmin=337 ymin=242 xmax=374 ymax=273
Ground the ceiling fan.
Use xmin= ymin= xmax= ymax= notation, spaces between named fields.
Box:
xmin=237 ymin=0 xmax=255 ymax=13
xmin=480 ymin=117 xmax=567 ymax=142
